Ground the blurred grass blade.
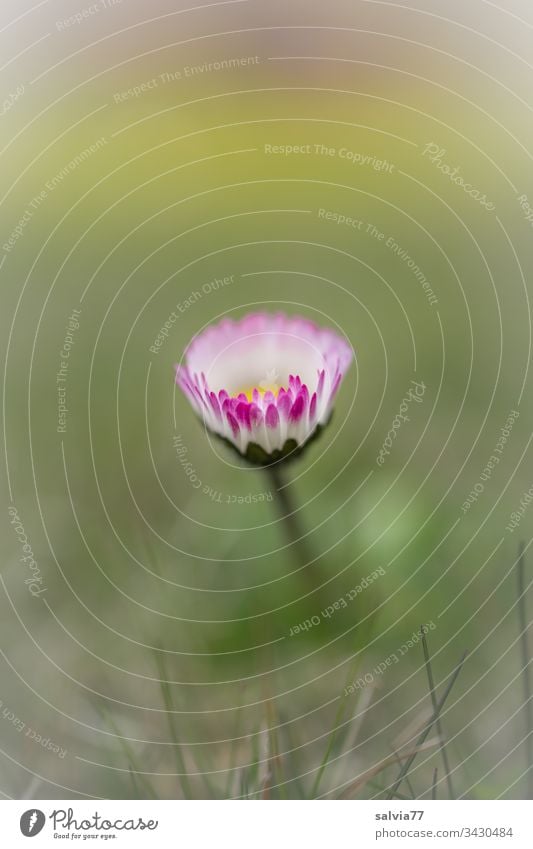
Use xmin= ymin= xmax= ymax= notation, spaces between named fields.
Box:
xmin=328 ymin=683 xmax=376 ymax=793
xmin=154 ymin=649 xmax=193 ymax=800
xmin=432 ymin=767 xmax=438 ymax=800
xmin=225 ymin=704 xmax=244 ymax=798
xmin=386 ymin=650 xmax=468 ymax=800
xmin=339 ymin=738 xmax=440 ymax=799
xmin=98 ymin=704 xmax=158 ymax=799
xmin=391 ymin=746 xmax=415 ymax=799
xmin=310 ymin=651 xmax=364 ymax=798
xmin=420 ymin=625 xmax=455 ymax=798
xmin=517 ymin=542 xmax=533 ymax=800
xmin=265 ymin=699 xmax=286 ymax=799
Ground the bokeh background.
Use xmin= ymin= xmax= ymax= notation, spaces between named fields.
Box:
xmin=1 ymin=0 xmax=533 ymax=800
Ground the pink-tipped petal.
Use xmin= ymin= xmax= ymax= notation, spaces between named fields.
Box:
xmin=208 ymin=391 xmax=221 ymax=419
xmin=226 ymin=411 xmax=240 ymax=438
xmin=236 ymin=401 xmax=252 ymax=431
xmin=289 ymin=392 xmax=306 ymax=423
xmin=193 ymin=385 xmax=208 ymax=409
xmin=266 ymin=404 xmax=279 ymax=428
xmin=277 ymin=392 xmax=292 ymax=420
xmin=250 ymin=404 xmax=263 ymax=427
xmin=309 ymin=392 xmax=317 ymax=420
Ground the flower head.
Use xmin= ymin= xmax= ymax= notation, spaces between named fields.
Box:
xmin=176 ymin=312 xmax=353 ymax=464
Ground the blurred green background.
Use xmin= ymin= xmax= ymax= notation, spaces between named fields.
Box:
xmin=1 ymin=0 xmax=533 ymax=800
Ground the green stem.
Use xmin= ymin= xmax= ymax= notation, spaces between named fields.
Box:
xmin=265 ymin=463 xmax=318 ymax=590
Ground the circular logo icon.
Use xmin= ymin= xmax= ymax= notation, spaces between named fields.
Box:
xmin=20 ymin=810 xmax=46 ymax=837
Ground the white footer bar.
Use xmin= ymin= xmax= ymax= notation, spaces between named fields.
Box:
xmin=1 ymin=799 xmax=532 ymax=848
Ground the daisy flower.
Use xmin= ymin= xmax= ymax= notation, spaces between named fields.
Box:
xmin=176 ymin=312 xmax=353 ymax=465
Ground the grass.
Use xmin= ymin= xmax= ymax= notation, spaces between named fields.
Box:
xmin=385 ymin=649 xmax=468 ymax=800
xmin=105 ymin=636 xmax=469 ymax=799
xmin=516 ymin=542 xmax=533 ymax=800
xmin=80 ymin=547 xmax=532 ymax=800
xmin=421 ymin=625 xmax=456 ymax=798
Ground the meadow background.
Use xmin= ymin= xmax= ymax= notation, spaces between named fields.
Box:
xmin=1 ymin=0 xmax=532 ymax=799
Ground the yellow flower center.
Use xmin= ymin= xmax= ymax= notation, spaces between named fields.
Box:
xmin=236 ymin=383 xmax=281 ymax=402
